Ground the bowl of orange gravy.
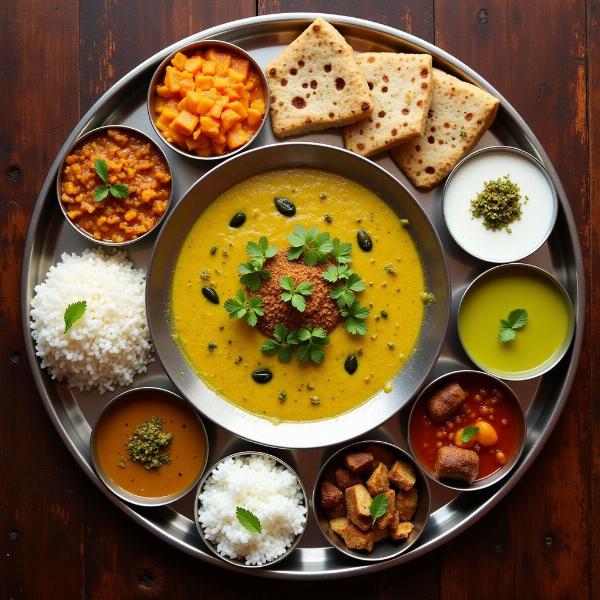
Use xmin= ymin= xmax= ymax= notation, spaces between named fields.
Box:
xmin=91 ymin=387 xmax=209 ymax=506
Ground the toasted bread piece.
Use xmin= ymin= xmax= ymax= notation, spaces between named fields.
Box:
xmin=391 ymin=68 xmax=500 ymax=189
xmin=375 ymin=489 xmax=396 ymax=530
xmin=389 ymin=459 xmax=416 ymax=491
xmin=320 ymin=481 xmax=344 ymax=508
xmin=345 ymin=484 xmax=372 ymax=531
xmin=265 ymin=18 xmax=372 ymax=137
xmin=325 ymin=503 xmax=347 ymax=520
xmin=366 ymin=462 xmax=390 ymax=496
xmin=395 ymin=487 xmax=419 ymax=521
xmin=344 ymin=52 xmax=432 ymax=157
xmin=434 ymin=445 xmax=479 ymax=484
xmin=390 ymin=521 xmax=414 ymax=541
xmin=374 ymin=527 xmax=390 ymax=543
xmin=344 ymin=451 xmax=374 ymax=473
xmin=330 ymin=517 xmax=375 ymax=552
xmin=335 ymin=467 xmax=361 ymax=490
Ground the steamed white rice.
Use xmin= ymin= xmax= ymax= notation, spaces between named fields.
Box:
xmin=198 ymin=455 xmax=307 ymax=566
xmin=29 ymin=248 xmax=153 ymax=393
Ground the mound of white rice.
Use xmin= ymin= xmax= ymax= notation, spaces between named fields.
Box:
xmin=30 ymin=248 xmax=153 ymax=393
xmin=198 ymin=455 xmax=307 ymax=566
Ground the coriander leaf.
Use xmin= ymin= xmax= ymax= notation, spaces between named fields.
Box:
xmin=322 ymin=264 xmax=352 ymax=283
xmin=498 ymin=307 xmax=528 ymax=343
xmin=278 ymin=345 xmax=292 ymax=364
xmin=286 ymin=225 xmax=332 ymax=266
xmin=273 ymin=323 xmax=289 ymax=341
xmin=295 ymin=326 xmax=330 ymax=364
xmin=261 ymin=338 xmax=281 ymax=356
xmin=295 ymin=281 xmax=313 ymax=296
xmin=64 ymin=300 xmax=87 ymax=333
xmin=331 ymin=238 xmax=353 ymax=264
xmin=223 ymin=290 xmax=263 ymax=326
xmin=341 ymin=301 xmax=369 ymax=336
xmin=310 ymin=327 xmax=328 ymax=340
xmin=287 ymin=246 xmax=303 ymax=261
xmin=109 ymin=183 xmax=130 ymax=198
xmin=246 ymin=236 xmax=277 ymax=260
xmin=296 ymin=342 xmax=311 ymax=362
xmin=461 ymin=425 xmax=480 ymax=443
xmin=246 ymin=310 xmax=259 ymax=327
xmin=346 ymin=272 xmax=366 ymax=293
xmin=310 ymin=346 xmax=325 ymax=364
xmin=291 ymin=294 xmax=306 ymax=312
xmin=239 ymin=259 xmax=270 ymax=292
xmin=370 ymin=493 xmax=389 ymax=525
xmin=507 ymin=308 xmax=528 ymax=329
xmin=236 ymin=507 xmax=262 ymax=534
xmin=94 ymin=158 xmax=109 ymax=183
xmin=498 ymin=327 xmax=517 ymax=343
xmin=279 ymin=276 xmax=294 ymax=292
xmin=94 ymin=186 xmax=109 ymax=202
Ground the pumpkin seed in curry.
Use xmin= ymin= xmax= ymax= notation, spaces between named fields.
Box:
xmin=171 ymin=168 xmax=425 ymax=422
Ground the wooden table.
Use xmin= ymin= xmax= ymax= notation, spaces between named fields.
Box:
xmin=1 ymin=1 xmax=596 ymax=597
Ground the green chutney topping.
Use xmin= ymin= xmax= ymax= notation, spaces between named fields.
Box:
xmin=126 ymin=417 xmax=173 ymax=470
xmin=470 ymin=175 xmax=527 ymax=233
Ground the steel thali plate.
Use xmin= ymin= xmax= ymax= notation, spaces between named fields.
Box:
xmin=20 ymin=13 xmax=585 ymax=579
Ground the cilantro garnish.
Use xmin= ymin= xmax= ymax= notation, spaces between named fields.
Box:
xmin=261 ymin=324 xmax=299 ymax=364
xmin=93 ymin=159 xmax=129 ymax=202
xmin=498 ymin=308 xmax=528 ymax=343
xmin=223 ymin=290 xmax=264 ymax=326
xmin=279 ymin=276 xmax=313 ymax=312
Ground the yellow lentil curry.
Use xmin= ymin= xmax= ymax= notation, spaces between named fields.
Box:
xmin=171 ymin=168 xmax=425 ymax=422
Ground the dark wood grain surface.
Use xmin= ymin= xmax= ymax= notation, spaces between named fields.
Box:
xmin=0 ymin=1 xmax=596 ymax=598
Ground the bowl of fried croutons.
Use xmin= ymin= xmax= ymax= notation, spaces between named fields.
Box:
xmin=313 ymin=440 xmax=431 ymax=562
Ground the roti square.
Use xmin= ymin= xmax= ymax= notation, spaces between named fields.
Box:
xmin=344 ymin=52 xmax=433 ymax=157
xmin=265 ymin=18 xmax=373 ymax=138
xmin=391 ymin=68 xmax=500 ymax=189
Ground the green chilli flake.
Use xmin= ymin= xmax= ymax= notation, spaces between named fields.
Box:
xmin=470 ymin=174 xmax=527 ymax=233
xmin=126 ymin=417 xmax=173 ymax=470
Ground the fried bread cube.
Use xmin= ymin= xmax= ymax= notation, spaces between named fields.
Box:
xmin=335 ymin=468 xmax=361 ymax=490
xmin=345 ymin=484 xmax=372 ymax=531
xmin=320 ymin=481 xmax=343 ymax=508
xmin=366 ymin=462 xmax=390 ymax=496
xmin=325 ymin=503 xmax=347 ymax=520
xmin=427 ymin=382 xmax=466 ymax=423
xmin=375 ymin=489 xmax=396 ymax=530
xmin=395 ymin=487 xmax=419 ymax=521
xmin=390 ymin=521 xmax=414 ymax=541
xmin=344 ymin=451 xmax=374 ymax=473
xmin=329 ymin=517 xmax=375 ymax=552
xmin=389 ymin=459 xmax=416 ymax=491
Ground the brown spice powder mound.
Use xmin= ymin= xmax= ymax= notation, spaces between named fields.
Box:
xmin=255 ymin=251 xmax=341 ymax=337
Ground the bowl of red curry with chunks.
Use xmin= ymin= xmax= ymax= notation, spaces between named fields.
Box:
xmin=408 ymin=370 xmax=526 ymax=491
xmin=313 ymin=440 xmax=431 ymax=562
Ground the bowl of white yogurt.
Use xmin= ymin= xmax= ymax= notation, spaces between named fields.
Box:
xmin=442 ymin=146 xmax=558 ymax=263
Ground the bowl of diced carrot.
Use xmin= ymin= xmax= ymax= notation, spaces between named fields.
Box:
xmin=148 ymin=40 xmax=269 ymax=159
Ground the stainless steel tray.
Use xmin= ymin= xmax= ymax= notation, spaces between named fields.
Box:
xmin=21 ymin=13 xmax=585 ymax=579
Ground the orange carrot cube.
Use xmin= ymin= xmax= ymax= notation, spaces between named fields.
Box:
xmin=170 ymin=109 xmax=198 ymax=137
xmin=171 ymin=52 xmax=187 ymax=71
xmin=200 ymin=116 xmax=221 ymax=138
xmin=184 ymin=55 xmax=204 ymax=74
xmin=195 ymin=74 xmax=214 ymax=91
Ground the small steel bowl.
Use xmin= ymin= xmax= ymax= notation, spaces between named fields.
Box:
xmin=407 ymin=370 xmax=526 ymax=492
xmin=457 ymin=263 xmax=576 ymax=380
xmin=56 ymin=124 xmax=174 ymax=247
xmin=90 ymin=386 xmax=209 ymax=507
xmin=194 ymin=450 xmax=308 ymax=569
xmin=442 ymin=146 xmax=558 ymax=264
xmin=313 ymin=440 xmax=431 ymax=562
xmin=147 ymin=40 xmax=270 ymax=161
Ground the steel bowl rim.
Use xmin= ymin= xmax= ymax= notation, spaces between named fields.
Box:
xmin=406 ymin=369 xmax=527 ymax=492
xmin=457 ymin=262 xmax=576 ymax=381
xmin=146 ymin=140 xmax=451 ymax=449
xmin=146 ymin=39 xmax=270 ymax=162
xmin=55 ymin=124 xmax=174 ymax=247
xmin=193 ymin=450 xmax=309 ymax=568
xmin=311 ymin=439 xmax=432 ymax=562
xmin=441 ymin=145 xmax=559 ymax=264
xmin=89 ymin=385 xmax=209 ymax=507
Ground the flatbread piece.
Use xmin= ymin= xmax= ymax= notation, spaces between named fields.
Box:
xmin=391 ymin=68 xmax=500 ymax=189
xmin=343 ymin=52 xmax=433 ymax=157
xmin=265 ymin=18 xmax=373 ymax=138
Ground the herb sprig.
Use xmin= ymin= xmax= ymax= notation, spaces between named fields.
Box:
xmin=341 ymin=301 xmax=370 ymax=335
xmin=498 ymin=308 xmax=528 ymax=343
xmin=461 ymin=425 xmax=480 ymax=444
xmin=296 ymin=326 xmax=330 ymax=364
xmin=93 ymin=159 xmax=129 ymax=202
xmin=236 ymin=507 xmax=262 ymax=534
xmin=224 ymin=290 xmax=264 ymax=326
xmin=238 ymin=236 xmax=277 ymax=291
xmin=261 ymin=324 xmax=299 ymax=363
xmin=64 ymin=300 xmax=87 ymax=333
xmin=287 ymin=225 xmax=332 ymax=266
xmin=331 ymin=273 xmax=366 ymax=308
xmin=370 ymin=493 xmax=389 ymax=526
xmin=279 ymin=276 xmax=313 ymax=312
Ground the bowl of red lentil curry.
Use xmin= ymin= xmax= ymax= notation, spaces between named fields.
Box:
xmin=57 ymin=125 xmax=173 ymax=245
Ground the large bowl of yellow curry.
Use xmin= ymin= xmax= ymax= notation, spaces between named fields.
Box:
xmin=147 ymin=143 xmax=449 ymax=448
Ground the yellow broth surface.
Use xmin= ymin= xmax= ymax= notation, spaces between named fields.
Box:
xmin=171 ymin=168 xmax=425 ymax=421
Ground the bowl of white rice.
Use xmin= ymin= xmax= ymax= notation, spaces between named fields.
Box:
xmin=194 ymin=452 xmax=308 ymax=568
